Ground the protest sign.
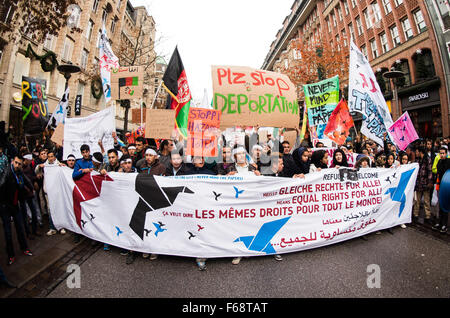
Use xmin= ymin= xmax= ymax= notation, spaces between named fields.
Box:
xmin=211 ymin=66 xmax=299 ymax=128
xmin=51 ymin=123 xmax=64 ymax=146
xmin=110 ymin=66 xmax=144 ymax=100
xmin=47 ymin=163 xmax=418 ymax=258
xmin=348 ymin=41 xmax=393 ymax=146
xmin=22 ymin=76 xmax=49 ymax=135
xmin=63 ymin=107 xmax=116 ymax=159
xmin=388 ymin=112 xmax=419 ymax=151
xmin=324 ymin=99 xmax=354 ymax=145
xmin=186 ymin=108 xmax=221 ymax=157
xmin=282 ymin=130 xmax=297 ymax=148
xmin=304 ymin=76 xmax=339 ymax=138
xmin=145 ymin=109 xmax=175 ymax=139
xmin=132 ymin=108 xmax=146 ymax=124
xmin=74 ymin=95 xmax=82 ymax=116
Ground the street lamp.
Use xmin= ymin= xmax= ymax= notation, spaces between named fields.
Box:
xmin=57 ymin=62 xmax=81 ymax=116
xmin=383 ymin=69 xmax=404 ymax=120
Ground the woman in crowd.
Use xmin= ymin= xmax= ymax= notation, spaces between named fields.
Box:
xmin=330 ymin=148 xmax=348 ymax=168
xmin=292 ymin=147 xmax=310 ymax=178
xmin=309 ymin=150 xmax=329 ymax=173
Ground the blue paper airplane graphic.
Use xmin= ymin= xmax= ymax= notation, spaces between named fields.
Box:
xmin=234 ymin=217 xmax=290 ymax=254
xmin=385 ymin=169 xmax=415 ymax=217
xmin=233 ymin=186 xmax=244 ymax=198
xmin=115 ymin=226 xmax=123 ymax=237
xmin=153 ymin=222 xmax=167 ymax=237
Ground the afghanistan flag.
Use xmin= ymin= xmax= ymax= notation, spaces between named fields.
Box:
xmin=163 ymin=47 xmax=192 ymax=138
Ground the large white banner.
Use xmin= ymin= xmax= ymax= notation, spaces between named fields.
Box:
xmin=348 ymin=41 xmax=394 ymax=146
xmin=63 ymin=107 xmax=116 ymax=159
xmin=46 ymin=164 xmax=418 ymax=258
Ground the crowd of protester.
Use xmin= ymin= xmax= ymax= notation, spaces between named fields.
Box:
xmin=0 ymin=120 xmax=449 ymax=281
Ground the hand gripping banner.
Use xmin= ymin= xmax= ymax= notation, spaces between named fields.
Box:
xmin=46 ymin=164 xmax=418 ymax=258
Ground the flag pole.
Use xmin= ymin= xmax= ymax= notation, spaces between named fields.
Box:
xmin=151 ymin=81 xmax=163 ymax=109
xmin=161 ymin=81 xmax=179 ymax=104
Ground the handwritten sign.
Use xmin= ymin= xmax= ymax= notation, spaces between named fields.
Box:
xmin=186 ymin=108 xmax=221 ymax=157
xmin=304 ymin=76 xmax=339 ymax=138
xmin=110 ymin=66 xmax=144 ymax=100
xmin=51 ymin=123 xmax=64 ymax=146
xmin=211 ymin=66 xmax=299 ymax=129
xmin=22 ymin=76 xmax=49 ymax=135
xmin=145 ymin=109 xmax=175 ymax=139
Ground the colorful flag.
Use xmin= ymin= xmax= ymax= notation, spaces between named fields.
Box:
xmin=48 ymin=87 xmax=69 ymax=129
xmin=99 ymin=25 xmax=119 ymax=105
xmin=388 ymin=112 xmax=419 ymax=151
xmin=163 ymin=47 xmax=192 ymax=138
xmin=348 ymin=41 xmax=393 ymax=146
xmin=324 ymin=99 xmax=354 ymax=145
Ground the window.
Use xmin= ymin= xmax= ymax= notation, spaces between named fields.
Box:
xmin=43 ymin=33 xmax=55 ymax=51
xmin=102 ymin=10 xmax=108 ymax=25
xmin=361 ymin=45 xmax=368 ymax=60
xmin=336 ymin=34 xmax=341 ymax=49
xmin=380 ymin=32 xmax=389 ymax=53
xmin=332 ymin=13 xmax=337 ymax=27
xmin=327 ymin=17 xmax=331 ymax=32
xmin=383 ymin=0 xmax=392 ymax=14
xmin=86 ymin=20 xmax=94 ymax=40
xmin=92 ymin=0 xmax=99 ymax=12
xmin=111 ymin=17 xmax=117 ymax=33
xmin=81 ymin=49 xmax=89 ymax=69
xmin=337 ymin=6 xmax=343 ymax=21
xmin=433 ymin=0 xmax=450 ymax=31
xmin=117 ymin=0 xmax=122 ymax=9
xmin=356 ymin=16 xmax=363 ymax=35
xmin=372 ymin=2 xmax=382 ymax=22
xmin=342 ymin=29 xmax=348 ymax=46
xmin=284 ymin=59 xmax=289 ymax=69
xmin=61 ymin=37 xmax=74 ymax=61
xmin=394 ymin=0 xmax=403 ymax=6
xmin=401 ymin=18 xmax=414 ymax=40
xmin=413 ymin=10 xmax=427 ymax=33
xmin=390 ymin=24 xmax=401 ymax=47
xmin=414 ymin=49 xmax=436 ymax=80
xmin=13 ymin=53 xmax=31 ymax=85
xmin=370 ymin=39 xmax=379 ymax=58
xmin=351 ymin=0 xmax=357 ymax=8
xmin=77 ymin=82 xmax=85 ymax=98
xmin=364 ymin=9 xmax=373 ymax=29
xmin=344 ymin=1 xmax=349 ymax=15
xmin=348 ymin=22 xmax=355 ymax=41
xmin=393 ymin=59 xmax=411 ymax=87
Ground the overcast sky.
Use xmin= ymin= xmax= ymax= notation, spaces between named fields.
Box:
xmin=130 ymin=0 xmax=293 ymax=104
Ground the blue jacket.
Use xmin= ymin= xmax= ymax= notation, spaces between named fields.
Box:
xmin=72 ymin=157 xmax=94 ymax=180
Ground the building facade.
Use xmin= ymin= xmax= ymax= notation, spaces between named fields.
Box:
xmin=262 ymin=0 xmax=449 ymax=139
xmin=0 ymin=0 xmax=158 ymax=139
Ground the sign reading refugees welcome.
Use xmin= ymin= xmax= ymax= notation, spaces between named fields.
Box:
xmin=211 ymin=66 xmax=299 ymax=129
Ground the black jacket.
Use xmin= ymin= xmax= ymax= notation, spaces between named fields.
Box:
xmin=0 ymin=164 xmax=33 ymax=207
xmin=164 ymin=163 xmax=192 ymax=176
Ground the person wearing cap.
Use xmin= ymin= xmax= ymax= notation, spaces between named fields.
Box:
xmin=251 ymin=144 xmax=270 ymax=174
xmin=138 ymin=148 xmax=166 ymax=176
xmin=229 ymin=146 xmax=260 ymax=176
xmin=72 ymin=144 xmax=93 ymax=180
xmin=118 ymin=155 xmax=137 ymax=173
xmin=65 ymin=154 xmax=76 ymax=170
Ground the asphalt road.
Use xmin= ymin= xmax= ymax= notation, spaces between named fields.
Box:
xmin=46 ymin=226 xmax=450 ymax=298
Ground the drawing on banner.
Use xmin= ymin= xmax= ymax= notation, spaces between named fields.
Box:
xmin=234 ymin=217 xmax=291 ymax=254
xmin=384 ymin=168 xmax=415 ymax=217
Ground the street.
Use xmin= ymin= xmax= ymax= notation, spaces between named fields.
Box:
xmin=43 ymin=226 xmax=449 ymax=298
